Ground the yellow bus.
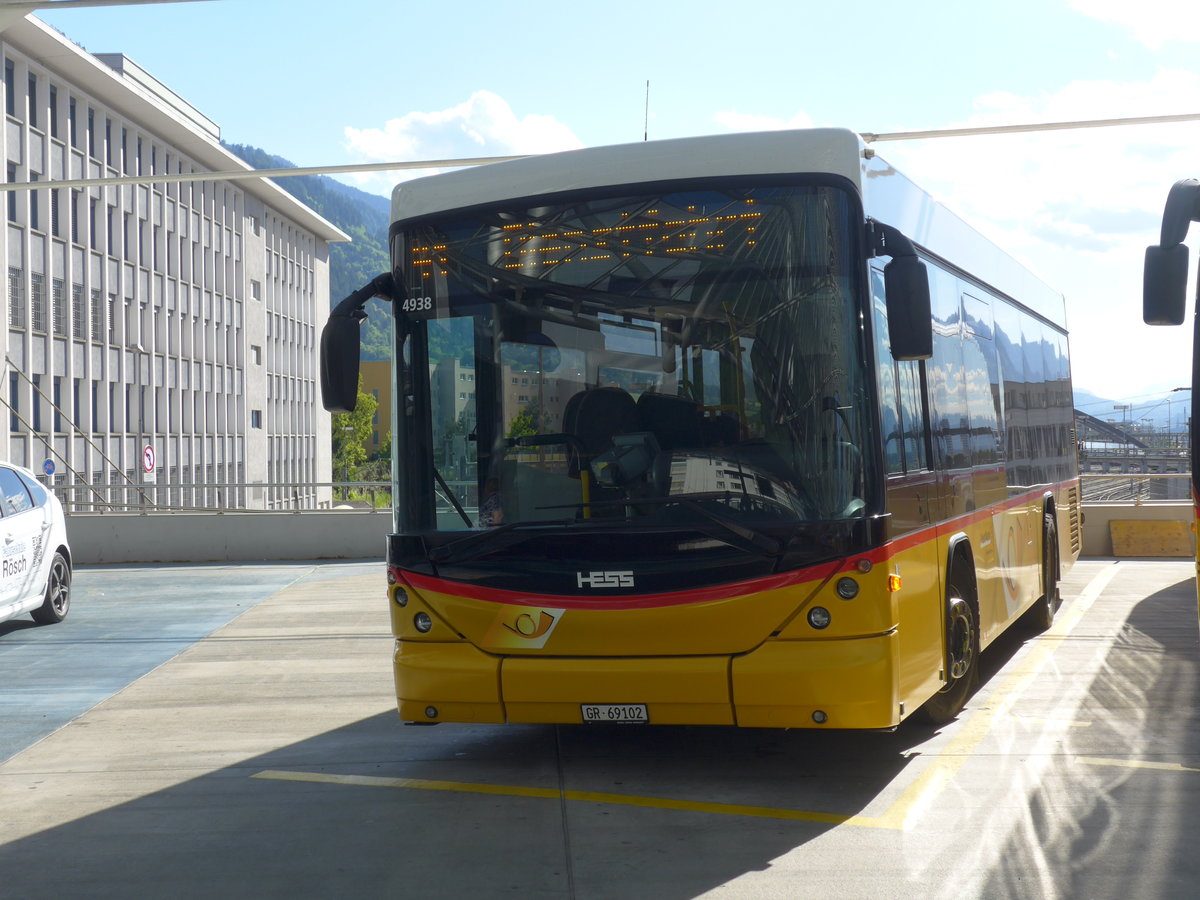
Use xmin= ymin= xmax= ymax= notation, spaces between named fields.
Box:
xmin=1143 ymin=177 xmax=1200 ymax=625
xmin=321 ymin=128 xmax=1081 ymax=729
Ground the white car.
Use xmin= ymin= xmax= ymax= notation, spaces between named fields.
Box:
xmin=0 ymin=462 xmax=72 ymax=627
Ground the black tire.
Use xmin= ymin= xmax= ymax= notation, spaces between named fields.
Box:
xmin=31 ymin=552 xmax=71 ymax=625
xmin=1028 ymin=514 xmax=1060 ymax=632
xmin=913 ymin=591 xmax=979 ymax=725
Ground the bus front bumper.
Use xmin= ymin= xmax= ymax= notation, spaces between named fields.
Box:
xmin=394 ymin=632 xmax=900 ymax=730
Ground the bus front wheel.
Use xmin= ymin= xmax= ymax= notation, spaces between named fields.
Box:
xmin=913 ymin=592 xmax=978 ymax=726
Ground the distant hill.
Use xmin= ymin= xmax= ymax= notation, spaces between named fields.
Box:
xmin=1074 ymin=386 xmax=1190 ymax=431
xmin=224 ymin=143 xmax=394 ymax=361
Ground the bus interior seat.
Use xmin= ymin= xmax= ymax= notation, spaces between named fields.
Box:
xmin=700 ymin=413 xmax=739 ymax=447
xmin=562 ymin=386 xmax=642 ymax=477
xmin=635 ymin=393 xmax=704 ymax=452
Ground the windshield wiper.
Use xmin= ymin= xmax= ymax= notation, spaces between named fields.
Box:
xmin=430 ymin=493 xmax=789 ymax=566
xmin=427 ymin=518 xmax=576 ymax=565
xmin=565 ymin=494 xmax=784 ymax=558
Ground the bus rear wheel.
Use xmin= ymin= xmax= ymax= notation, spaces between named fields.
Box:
xmin=1028 ymin=514 xmax=1060 ymax=632
xmin=913 ymin=592 xmax=978 ymax=726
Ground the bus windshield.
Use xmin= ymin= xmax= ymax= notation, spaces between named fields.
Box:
xmin=393 ymin=182 xmax=875 ymax=572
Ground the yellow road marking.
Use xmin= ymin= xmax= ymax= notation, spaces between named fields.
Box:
xmin=254 ymin=564 xmax=1124 ymax=832
xmin=251 ymin=769 xmax=899 ymax=829
xmin=1077 ymin=756 xmax=1200 ymax=774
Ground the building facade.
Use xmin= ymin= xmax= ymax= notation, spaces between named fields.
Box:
xmin=1 ymin=16 xmax=345 ymax=510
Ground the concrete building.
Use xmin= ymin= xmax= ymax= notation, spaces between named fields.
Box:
xmin=1 ymin=15 xmax=346 ymax=510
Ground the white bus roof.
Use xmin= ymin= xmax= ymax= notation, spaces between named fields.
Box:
xmin=391 ymin=128 xmax=1066 ymax=328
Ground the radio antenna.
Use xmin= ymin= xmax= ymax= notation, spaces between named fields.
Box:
xmin=643 ymin=81 xmax=650 ymax=142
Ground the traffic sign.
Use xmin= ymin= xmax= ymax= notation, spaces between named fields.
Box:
xmin=42 ymin=459 xmax=55 ymax=476
xmin=142 ymin=444 xmax=156 ymax=473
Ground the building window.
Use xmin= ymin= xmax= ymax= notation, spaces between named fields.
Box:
xmin=9 ymin=372 xmax=19 ymax=432
xmin=68 ymin=97 xmax=76 ymax=147
xmin=250 ymin=344 xmax=261 ymax=365
xmin=107 ymin=294 xmax=117 ymax=344
xmin=70 ymin=190 xmax=80 ymax=244
xmin=87 ymin=107 xmax=95 ymax=158
xmin=29 ymin=173 xmax=38 ymax=231
xmin=32 ymin=375 xmax=41 ymax=432
xmin=53 ymin=377 xmax=62 ymax=432
xmin=26 ymin=73 xmax=36 ymax=129
xmin=50 ymin=187 xmax=59 ymax=236
xmin=8 ymin=267 xmax=24 ymax=328
xmin=4 ymin=60 xmax=14 ymax=117
xmin=90 ymin=288 xmax=102 ymax=342
xmin=71 ymin=283 xmax=84 ymax=339
xmin=31 ymin=273 xmax=45 ymax=332
xmin=250 ymin=410 xmax=262 ymax=429
xmin=48 ymin=85 xmax=57 ymax=138
xmin=6 ymin=163 xmax=16 ymax=222
xmin=52 ymin=278 xmax=65 ymax=336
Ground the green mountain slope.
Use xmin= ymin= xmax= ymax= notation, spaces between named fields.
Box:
xmin=224 ymin=143 xmax=394 ymax=360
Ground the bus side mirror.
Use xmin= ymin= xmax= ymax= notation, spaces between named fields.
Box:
xmin=885 ymin=256 xmax=933 ymax=360
xmin=1143 ymin=244 xmax=1189 ymax=326
xmin=319 ymin=271 xmax=395 ymax=413
xmin=320 ymin=314 xmax=363 ymax=412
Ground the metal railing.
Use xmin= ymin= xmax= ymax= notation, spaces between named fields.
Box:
xmin=1079 ymin=472 xmax=1191 ymax=504
xmin=50 ymin=480 xmax=391 ymax=515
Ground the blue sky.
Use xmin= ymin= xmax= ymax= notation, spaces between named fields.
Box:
xmin=34 ymin=0 xmax=1200 ymax=408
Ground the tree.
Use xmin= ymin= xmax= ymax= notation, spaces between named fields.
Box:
xmin=331 ymin=378 xmax=377 ymax=481
xmin=507 ymin=403 xmax=547 ymax=439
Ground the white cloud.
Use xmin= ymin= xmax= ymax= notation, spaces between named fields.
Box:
xmin=342 ymin=91 xmax=583 ymax=194
xmin=1070 ymin=0 xmax=1200 ymax=49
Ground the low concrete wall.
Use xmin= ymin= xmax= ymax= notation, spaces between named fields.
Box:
xmin=66 ymin=510 xmax=393 ymax=565
xmin=1079 ymin=501 xmax=1195 ymax=558
xmin=64 ymin=502 xmax=1198 ymax=565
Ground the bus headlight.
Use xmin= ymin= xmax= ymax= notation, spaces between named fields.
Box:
xmin=393 ymin=587 xmax=409 ymax=607
xmin=807 ymin=606 xmax=832 ymax=629
xmin=414 ymin=612 xmax=433 ymax=633
xmin=836 ymin=577 xmax=859 ymax=599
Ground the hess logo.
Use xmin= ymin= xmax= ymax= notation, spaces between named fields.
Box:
xmin=577 ymin=571 xmax=634 ymax=589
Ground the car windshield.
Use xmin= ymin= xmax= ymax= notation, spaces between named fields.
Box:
xmin=392 ymin=182 xmax=875 ymax=553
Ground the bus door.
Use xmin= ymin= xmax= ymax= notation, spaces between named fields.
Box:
xmin=871 ymin=266 xmax=935 ymax=537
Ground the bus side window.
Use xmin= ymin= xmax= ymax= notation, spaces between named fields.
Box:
xmin=871 ymin=269 xmax=904 ymax=474
xmin=896 ymin=361 xmax=928 ymax=471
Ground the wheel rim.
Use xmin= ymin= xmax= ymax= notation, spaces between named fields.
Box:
xmin=48 ymin=558 xmax=70 ymax=615
xmin=947 ymin=604 xmax=974 ymax=680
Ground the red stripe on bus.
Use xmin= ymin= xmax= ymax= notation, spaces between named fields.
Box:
xmin=400 ymin=479 xmax=1078 ymax=610
xmin=401 ymin=562 xmax=842 ymax=611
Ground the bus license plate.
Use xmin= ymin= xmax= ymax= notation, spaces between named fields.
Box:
xmin=581 ymin=704 xmax=648 ymax=724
